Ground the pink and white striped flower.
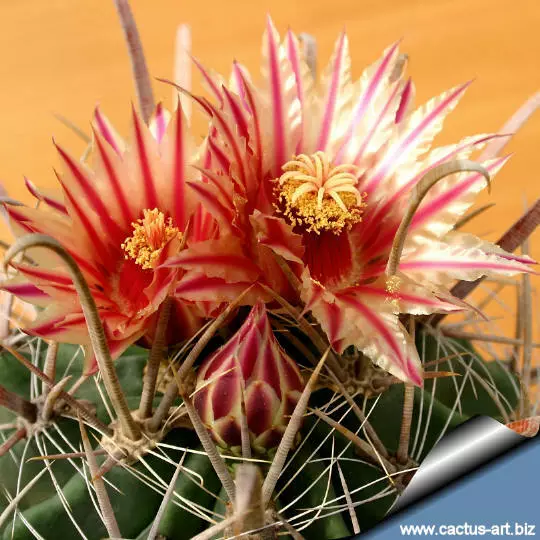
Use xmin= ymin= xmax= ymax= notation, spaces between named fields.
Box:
xmin=174 ymin=18 xmax=535 ymax=385
xmin=1 ymin=104 xmax=221 ymax=373
xmin=194 ymin=302 xmax=304 ymax=455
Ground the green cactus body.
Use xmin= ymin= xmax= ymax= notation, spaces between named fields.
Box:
xmin=0 ymin=325 xmax=521 ymax=539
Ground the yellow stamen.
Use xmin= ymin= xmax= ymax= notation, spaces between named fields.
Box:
xmin=121 ymin=208 xmax=181 ymax=270
xmin=274 ymin=152 xmax=367 ymax=235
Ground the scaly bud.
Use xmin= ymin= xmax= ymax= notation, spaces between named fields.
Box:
xmin=194 ymin=303 xmax=304 ymax=455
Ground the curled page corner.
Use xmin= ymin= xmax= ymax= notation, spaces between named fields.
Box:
xmin=391 ymin=415 xmax=534 ymax=514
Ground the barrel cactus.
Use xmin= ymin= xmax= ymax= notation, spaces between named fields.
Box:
xmin=0 ymin=2 xmax=538 ymax=539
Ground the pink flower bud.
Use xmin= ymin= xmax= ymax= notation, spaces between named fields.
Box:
xmin=194 ymin=303 xmax=304 ymax=455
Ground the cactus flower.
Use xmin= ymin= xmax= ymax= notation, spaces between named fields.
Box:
xmin=172 ymin=18 xmax=535 ymax=385
xmin=194 ymin=303 xmax=304 ymax=455
xmin=0 ymin=104 xmax=220 ymax=373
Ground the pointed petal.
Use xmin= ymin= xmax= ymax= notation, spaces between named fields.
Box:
xmin=365 ymin=81 xmax=471 ymax=194
xmin=163 ymin=236 xmax=261 ymax=282
xmin=160 ymin=102 xmax=193 ymax=227
xmin=55 ymin=143 xmax=125 ymax=243
xmin=24 ymin=177 xmax=67 ymax=215
xmin=0 ymin=279 xmax=51 ymax=306
xmin=148 ymin=102 xmax=171 ymax=143
xmin=284 ymin=29 xmax=314 ymax=150
xmin=395 ymin=78 xmax=414 ymax=124
xmin=345 ymin=280 xmax=463 ymax=315
xmin=336 ymin=40 xmax=401 ymax=162
xmin=174 ymin=273 xmax=262 ymax=303
xmin=191 ymin=55 xmax=226 ymax=106
xmin=5 ymin=205 xmax=103 ymax=284
xmin=410 ymin=156 xmax=509 ymax=238
xmin=336 ymin=293 xmax=423 ymax=385
xmin=93 ymin=107 xmax=126 ymax=155
xmin=91 ymin=127 xmax=133 ymax=228
xmin=316 ymin=32 xmax=351 ymax=151
xmin=130 ymin=106 xmax=160 ymax=209
xmin=250 ymin=210 xmax=304 ymax=264
xmin=399 ymin=240 xmax=535 ymax=286
xmin=222 ymin=85 xmax=249 ymax=140
xmin=261 ymin=16 xmax=300 ymax=174
xmin=187 ymin=181 xmax=235 ymax=233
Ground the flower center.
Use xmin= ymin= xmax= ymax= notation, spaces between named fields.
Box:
xmin=274 ymin=152 xmax=367 ymax=235
xmin=121 ymin=208 xmax=181 ymax=270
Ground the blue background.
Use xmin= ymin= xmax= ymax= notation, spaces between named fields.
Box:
xmin=360 ymin=436 xmax=540 ymax=539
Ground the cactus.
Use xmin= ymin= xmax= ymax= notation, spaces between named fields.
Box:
xmin=0 ymin=3 xmax=539 ymax=539
xmin=0 ymin=283 xmax=535 ymax=539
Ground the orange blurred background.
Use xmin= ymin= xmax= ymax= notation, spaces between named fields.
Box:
xmin=0 ymin=0 xmax=538 ymax=356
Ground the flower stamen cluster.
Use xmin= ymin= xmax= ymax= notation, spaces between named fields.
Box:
xmin=121 ymin=208 xmax=181 ymax=269
xmin=274 ymin=152 xmax=367 ymax=235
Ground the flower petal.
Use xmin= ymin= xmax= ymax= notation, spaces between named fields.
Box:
xmin=24 ymin=177 xmax=67 ymax=215
xmin=316 ymin=31 xmax=351 ymax=152
xmin=399 ymin=239 xmax=535 ymax=286
xmin=336 ymin=40 xmax=401 ymax=163
xmin=163 ymin=236 xmax=261 ymax=282
xmin=261 ymin=16 xmax=301 ymax=174
xmin=364 ymin=81 xmax=471 ymax=195
xmin=250 ymin=210 xmax=304 ymax=264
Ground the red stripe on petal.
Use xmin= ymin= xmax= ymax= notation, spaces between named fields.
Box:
xmin=204 ymin=100 xmax=247 ymax=189
xmin=61 ymin=182 xmax=113 ymax=258
xmin=381 ymin=134 xmax=507 ymax=214
xmin=365 ymin=81 xmax=471 ymax=193
xmin=55 ymin=144 xmax=123 ymax=239
xmin=237 ymin=69 xmax=264 ymax=180
xmin=187 ymin=181 xmax=234 ymax=230
xmin=174 ymin=274 xmax=257 ymax=302
xmin=93 ymin=130 xmax=133 ymax=227
xmin=164 ymin=252 xmax=260 ymax=279
xmin=250 ymin=211 xmax=304 ymax=264
xmin=303 ymin=230 xmax=356 ymax=288
xmin=191 ymin=56 xmax=224 ymax=105
xmin=152 ymin=102 xmax=168 ymax=143
xmin=132 ymin=107 xmax=159 ymax=209
xmin=2 ymin=282 xmax=50 ymax=300
xmin=338 ymin=294 xmax=407 ymax=371
xmin=12 ymin=264 xmax=72 ymax=286
xmin=6 ymin=206 xmax=103 ymax=284
xmin=410 ymin=157 xmax=508 ymax=230
xmin=395 ymin=78 xmax=413 ymax=124
xmin=231 ymin=62 xmax=251 ymax=112
xmin=286 ymin=30 xmax=305 ymax=110
xmin=222 ymin=85 xmax=249 ymax=140
xmin=94 ymin=107 xmax=123 ymax=155
xmin=172 ymin=104 xmax=186 ymax=227
xmin=350 ymin=78 xmax=403 ymax=164
xmin=198 ymin=154 xmax=235 ymax=214
xmin=238 ymin=325 xmax=260 ymax=381
xmin=349 ymin=284 xmax=462 ymax=313
xmin=24 ymin=177 xmax=67 ymax=214
xmin=206 ymin=137 xmax=231 ymax=177
xmin=337 ymin=41 xmax=400 ymax=162
xmin=265 ymin=16 xmax=286 ymax=170
xmin=317 ymin=32 xmax=348 ymax=151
